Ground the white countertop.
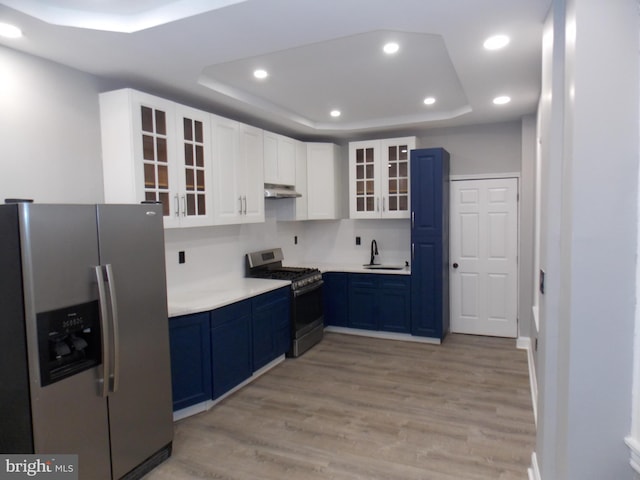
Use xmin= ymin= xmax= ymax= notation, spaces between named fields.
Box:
xmin=168 ymin=263 xmax=410 ymax=318
xmin=314 ymin=262 xmax=411 ymax=275
xmin=168 ymin=277 xmax=290 ymax=318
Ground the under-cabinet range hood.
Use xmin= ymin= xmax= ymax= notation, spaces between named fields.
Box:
xmin=264 ymin=183 xmax=302 ymax=199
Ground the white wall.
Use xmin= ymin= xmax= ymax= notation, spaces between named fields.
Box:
xmin=0 ymin=45 xmax=531 ymax=331
xmin=534 ymin=0 xmax=638 ymax=478
xmin=0 ymin=46 xmax=104 ymax=203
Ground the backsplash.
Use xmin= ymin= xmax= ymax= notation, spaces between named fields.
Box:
xmin=163 ymin=210 xmax=411 ymax=290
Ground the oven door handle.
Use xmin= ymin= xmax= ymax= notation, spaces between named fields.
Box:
xmin=293 ymin=280 xmax=324 ymax=297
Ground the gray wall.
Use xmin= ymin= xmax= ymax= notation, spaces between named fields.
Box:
xmin=535 ymin=0 xmax=638 ymax=478
xmin=0 ymin=46 xmax=105 ymax=203
xmin=519 ymin=115 xmax=537 ymax=340
xmin=417 ymin=121 xmax=523 ymax=175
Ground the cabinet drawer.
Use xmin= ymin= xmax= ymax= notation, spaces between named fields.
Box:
xmin=210 ymin=300 xmax=251 ymax=328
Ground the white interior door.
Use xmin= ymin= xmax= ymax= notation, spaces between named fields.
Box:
xmin=450 ymin=178 xmax=518 ymax=337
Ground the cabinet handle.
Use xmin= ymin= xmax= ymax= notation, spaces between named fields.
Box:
xmin=376 ymin=197 xmax=380 ymax=212
xmin=382 ymin=197 xmax=386 ymax=212
xmin=243 ymin=196 xmax=247 ymax=215
xmin=238 ymin=196 xmax=243 ymax=214
xmin=180 ymin=195 xmax=186 ymax=217
xmin=411 ymin=211 xmax=415 ymax=228
xmin=412 ymin=242 xmax=415 ymax=260
xmin=174 ymin=195 xmax=180 ymax=217
xmin=104 ymin=264 xmax=120 ymax=394
xmin=94 ymin=266 xmax=110 ymax=398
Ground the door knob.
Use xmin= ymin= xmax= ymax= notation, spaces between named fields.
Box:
xmin=452 ymin=262 xmax=459 ymax=269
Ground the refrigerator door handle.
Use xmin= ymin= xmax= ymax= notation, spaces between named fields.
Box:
xmin=104 ymin=264 xmax=120 ymax=393
xmin=94 ymin=266 xmax=110 ymax=398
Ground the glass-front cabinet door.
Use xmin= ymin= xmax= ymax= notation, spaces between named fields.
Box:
xmin=349 ymin=137 xmax=415 ymax=219
xmin=175 ymin=105 xmax=213 ymax=227
xmin=352 ymin=142 xmax=380 ymax=218
xmin=381 ymin=138 xmax=413 ymax=219
xmin=141 ymin=104 xmax=171 ymax=217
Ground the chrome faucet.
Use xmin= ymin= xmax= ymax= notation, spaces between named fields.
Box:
xmin=370 ymin=239 xmax=379 ymax=265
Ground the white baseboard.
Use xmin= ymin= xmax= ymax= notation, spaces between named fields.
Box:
xmin=625 ymin=436 xmax=640 ymax=474
xmin=528 ymin=452 xmax=541 ymax=480
xmin=172 ymin=354 xmax=286 ymax=421
xmin=517 ymin=335 xmax=538 ymax=426
xmin=325 ymin=326 xmax=441 ymax=344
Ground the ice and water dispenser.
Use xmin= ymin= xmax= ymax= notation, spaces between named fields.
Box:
xmin=36 ymin=300 xmax=102 ymax=386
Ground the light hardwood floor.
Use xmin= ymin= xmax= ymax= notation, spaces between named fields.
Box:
xmin=146 ymin=332 xmax=535 ymax=480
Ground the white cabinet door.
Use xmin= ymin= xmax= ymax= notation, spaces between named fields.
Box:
xmin=263 ymin=131 xmax=296 ymax=186
xmin=307 ymin=143 xmax=343 ymax=220
xmin=212 ymin=118 xmax=265 ymax=225
xmin=294 ymin=140 xmax=308 ymax=220
xmin=263 ymin=131 xmax=278 ymax=185
xmin=174 ymin=105 xmax=214 ymax=227
xmin=239 ymin=124 xmax=265 ymax=223
xmin=100 ymin=89 xmax=214 ymax=229
xmin=278 ymin=135 xmax=296 ymax=186
xmin=349 ymin=140 xmax=381 ymax=219
xmin=348 ymin=137 xmax=415 ymax=219
xmin=380 ymin=137 xmax=413 ymax=219
xmin=211 ymin=115 xmax=241 ymax=225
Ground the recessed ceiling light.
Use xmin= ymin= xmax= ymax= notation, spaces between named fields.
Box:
xmin=253 ymin=69 xmax=268 ymax=79
xmin=493 ymin=95 xmax=511 ymax=105
xmin=484 ymin=34 xmax=510 ymax=50
xmin=383 ymin=42 xmax=399 ymax=55
xmin=423 ymin=97 xmax=436 ymax=105
xmin=0 ymin=22 xmax=22 ymax=39
xmin=330 ymin=110 xmax=341 ymax=118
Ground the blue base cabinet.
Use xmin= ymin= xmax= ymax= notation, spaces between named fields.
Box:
xmin=379 ymin=276 xmax=412 ymax=333
xmin=323 ymin=272 xmax=348 ymax=327
xmin=251 ymin=287 xmax=291 ymax=371
xmin=410 ymin=148 xmax=450 ymax=340
xmin=348 ymin=274 xmax=410 ymax=333
xmin=169 ymin=286 xmax=291 ymax=411
xmin=210 ymin=301 xmax=252 ymax=399
xmin=169 ymin=313 xmax=212 ymax=411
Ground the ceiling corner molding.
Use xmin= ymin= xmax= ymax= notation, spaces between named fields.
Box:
xmin=1 ymin=0 xmax=248 ymax=33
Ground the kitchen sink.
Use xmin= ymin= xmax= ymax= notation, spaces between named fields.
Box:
xmin=362 ymin=264 xmax=405 ymax=270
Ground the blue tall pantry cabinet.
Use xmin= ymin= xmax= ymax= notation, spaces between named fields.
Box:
xmin=410 ymin=148 xmax=450 ymax=340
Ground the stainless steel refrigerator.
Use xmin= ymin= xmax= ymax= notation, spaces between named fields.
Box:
xmin=0 ymin=202 xmax=173 ymax=479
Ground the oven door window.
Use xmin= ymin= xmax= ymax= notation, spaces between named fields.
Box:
xmin=292 ymin=283 xmax=323 ymax=338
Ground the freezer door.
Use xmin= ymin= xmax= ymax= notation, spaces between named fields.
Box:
xmin=21 ymin=204 xmax=112 ymax=480
xmin=96 ymin=204 xmax=173 ymax=479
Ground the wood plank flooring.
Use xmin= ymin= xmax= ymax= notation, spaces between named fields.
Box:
xmin=145 ymin=333 xmax=535 ymax=480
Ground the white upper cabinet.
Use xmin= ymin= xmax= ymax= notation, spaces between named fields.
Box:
xmin=238 ymin=123 xmax=265 ymax=223
xmin=211 ymin=115 xmax=264 ymax=225
xmin=99 ymin=89 xmax=214 ymax=228
xmin=263 ymin=131 xmax=296 ymax=186
xmin=307 ymin=143 xmax=344 ymax=220
xmin=348 ymin=136 xmax=415 ymax=219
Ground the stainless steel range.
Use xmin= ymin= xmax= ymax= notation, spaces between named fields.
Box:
xmin=246 ymin=248 xmax=323 ymax=357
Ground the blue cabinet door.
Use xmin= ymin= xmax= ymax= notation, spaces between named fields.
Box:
xmin=348 ymin=274 xmax=378 ymax=330
xmin=323 ymin=272 xmax=348 ymax=327
xmin=410 ymin=148 xmax=450 ymax=340
xmin=379 ymin=275 xmax=411 ymax=333
xmin=252 ymin=287 xmax=290 ymax=371
xmin=345 ymin=274 xmax=411 ymax=332
xmin=210 ymin=300 xmax=252 ymax=399
xmin=169 ymin=312 xmax=212 ymax=411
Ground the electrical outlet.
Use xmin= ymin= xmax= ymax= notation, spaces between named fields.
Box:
xmin=355 ymin=236 xmax=361 ymax=245
xmin=178 ymin=251 xmax=185 ymax=264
